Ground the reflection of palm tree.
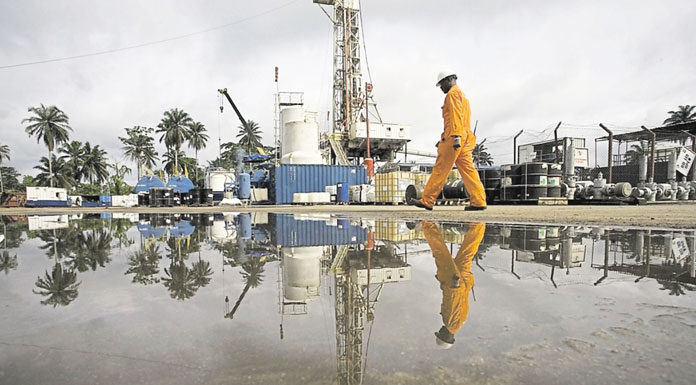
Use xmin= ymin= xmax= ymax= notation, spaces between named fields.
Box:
xmin=658 ymin=280 xmax=696 ymax=296
xmin=162 ymin=261 xmax=197 ymax=300
xmin=225 ymin=258 xmax=266 ymax=319
xmin=33 ymin=263 xmax=81 ymax=307
xmin=82 ymin=229 xmax=112 ymax=270
xmin=126 ymin=243 xmax=161 ymax=285
xmin=0 ymin=250 xmax=18 ymax=274
xmin=191 ymin=255 xmax=213 ymax=288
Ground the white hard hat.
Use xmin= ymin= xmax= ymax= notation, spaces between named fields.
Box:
xmin=435 ymin=334 xmax=454 ymax=349
xmin=436 ymin=70 xmax=456 ymax=86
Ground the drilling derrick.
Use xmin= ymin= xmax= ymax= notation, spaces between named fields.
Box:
xmin=330 ymin=0 xmax=362 ymax=133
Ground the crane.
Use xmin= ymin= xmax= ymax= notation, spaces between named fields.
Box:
xmin=218 ymin=88 xmax=266 ymax=155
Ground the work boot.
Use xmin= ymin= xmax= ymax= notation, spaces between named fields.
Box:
xmin=409 ymin=198 xmax=433 ymax=211
xmin=451 ymin=275 xmax=461 ymax=288
xmin=465 ymin=205 xmax=487 ymax=211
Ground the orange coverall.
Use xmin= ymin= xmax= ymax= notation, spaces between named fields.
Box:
xmin=422 ymin=221 xmax=486 ymax=335
xmin=421 ymin=84 xmax=487 ymax=208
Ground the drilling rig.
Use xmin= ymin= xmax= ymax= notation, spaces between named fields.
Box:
xmin=313 ymin=0 xmax=411 ymax=165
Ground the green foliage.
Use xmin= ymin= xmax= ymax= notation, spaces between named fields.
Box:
xmin=0 ymin=250 xmax=18 ymax=275
xmin=236 ymin=120 xmax=263 ymax=154
xmin=119 ymin=126 xmax=159 ymax=178
xmin=0 ymin=166 xmax=22 ymax=192
xmin=33 ymin=155 xmax=74 ymax=189
xmin=663 ymin=105 xmax=696 ymax=125
xmin=22 ymin=175 xmax=36 ymax=187
xmin=157 ymin=108 xmax=193 ymax=174
xmin=23 ymin=104 xmax=72 ymax=187
xmin=473 ymin=143 xmax=494 ymax=166
xmin=73 ymin=183 xmax=103 ymax=196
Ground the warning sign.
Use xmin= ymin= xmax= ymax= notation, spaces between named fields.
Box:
xmin=671 ymin=237 xmax=690 ymax=262
xmin=676 ymin=147 xmax=695 ymax=176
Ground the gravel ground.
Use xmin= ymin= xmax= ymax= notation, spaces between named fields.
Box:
xmin=2 ymin=202 xmax=696 ymax=229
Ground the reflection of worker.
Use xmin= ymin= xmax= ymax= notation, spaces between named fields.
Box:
xmin=422 ymin=221 xmax=486 ymax=349
xmin=411 ymin=71 xmax=486 ymax=211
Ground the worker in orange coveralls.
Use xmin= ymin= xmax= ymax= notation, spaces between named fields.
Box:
xmin=421 ymin=220 xmax=486 ymax=349
xmin=410 ymin=70 xmax=487 ymax=211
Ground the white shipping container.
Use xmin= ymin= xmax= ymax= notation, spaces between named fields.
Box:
xmin=26 ymin=187 xmax=68 ymax=201
xmin=324 ymin=185 xmax=338 ymax=195
xmin=111 ymin=194 xmax=138 ymax=207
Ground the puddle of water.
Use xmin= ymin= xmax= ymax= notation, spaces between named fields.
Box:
xmin=0 ymin=213 xmax=695 ymax=385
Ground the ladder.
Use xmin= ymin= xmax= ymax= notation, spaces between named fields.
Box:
xmin=329 ymin=134 xmax=350 ymax=166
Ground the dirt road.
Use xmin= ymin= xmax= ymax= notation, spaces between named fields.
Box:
xmin=2 ymin=203 xmax=696 ymax=229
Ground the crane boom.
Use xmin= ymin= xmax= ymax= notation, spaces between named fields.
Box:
xmin=218 ymin=88 xmax=265 ymax=154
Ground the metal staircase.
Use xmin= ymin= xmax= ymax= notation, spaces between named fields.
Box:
xmin=329 ymin=134 xmax=350 ymax=166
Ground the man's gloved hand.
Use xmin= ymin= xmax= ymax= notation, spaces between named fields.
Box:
xmin=452 ymin=136 xmax=461 ymax=150
xmin=435 ymin=140 xmax=440 ymax=148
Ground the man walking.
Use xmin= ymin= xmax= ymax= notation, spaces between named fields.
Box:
xmin=410 ymin=70 xmax=486 ymax=211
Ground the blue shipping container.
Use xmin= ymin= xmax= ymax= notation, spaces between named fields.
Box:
xmin=272 ymin=214 xmax=367 ymax=247
xmin=272 ymin=165 xmax=367 ymax=204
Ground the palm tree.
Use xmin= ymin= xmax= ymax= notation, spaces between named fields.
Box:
xmin=119 ymin=126 xmax=159 ymax=179
xmin=162 ymin=261 xmax=197 ymax=300
xmin=0 ymin=250 xmax=18 ymax=274
xmin=624 ymin=141 xmax=647 ymax=165
xmin=225 ymin=258 xmax=266 ymax=319
xmin=81 ymin=142 xmax=109 ymax=185
xmin=473 ymin=143 xmax=494 ymax=166
xmin=663 ymin=105 xmax=696 ymax=125
xmin=23 ymin=104 xmax=72 ymax=187
xmin=236 ymin=120 xmax=262 ymax=154
xmin=34 ymin=155 xmax=73 ymax=188
xmin=157 ymin=109 xmax=193 ymax=175
xmin=33 ymin=262 xmax=81 ymax=307
xmin=0 ymin=143 xmax=10 ymax=193
xmin=162 ymin=148 xmax=196 ymax=176
xmin=59 ymin=140 xmax=85 ymax=185
xmin=125 ymin=243 xmax=161 ymax=285
xmin=187 ymin=121 xmax=209 ymax=181
xmin=191 ymin=256 xmax=213 ymax=289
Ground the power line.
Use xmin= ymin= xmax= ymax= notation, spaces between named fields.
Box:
xmin=0 ymin=0 xmax=301 ymax=70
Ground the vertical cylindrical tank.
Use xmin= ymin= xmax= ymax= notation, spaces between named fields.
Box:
xmin=238 ymin=173 xmax=251 ymax=200
xmin=337 ymin=183 xmax=350 ymax=203
xmin=237 ymin=213 xmax=252 ymax=240
xmin=283 ymin=246 xmax=323 ymax=301
xmin=280 ymin=107 xmax=323 ymax=165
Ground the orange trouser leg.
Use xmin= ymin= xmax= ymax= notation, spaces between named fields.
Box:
xmin=421 ymin=137 xmax=459 ymax=207
xmin=421 ymin=221 xmax=458 ymax=283
xmin=455 ymin=149 xmax=487 ymax=208
xmin=454 ymin=222 xmax=486 ymax=276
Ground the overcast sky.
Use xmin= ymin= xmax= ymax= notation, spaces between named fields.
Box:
xmin=1 ymin=0 xmax=694 ymax=183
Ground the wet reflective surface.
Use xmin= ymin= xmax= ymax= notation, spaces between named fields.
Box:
xmin=1 ymin=213 xmax=695 ymax=385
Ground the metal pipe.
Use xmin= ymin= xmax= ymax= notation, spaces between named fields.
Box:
xmin=513 ymin=129 xmax=524 ymax=164
xmin=553 ymin=121 xmax=562 ymax=163
xmin=599 ymin=123 xmax=613 ymax=183
xmin=641 ymin=125 xmax=656 ymax=182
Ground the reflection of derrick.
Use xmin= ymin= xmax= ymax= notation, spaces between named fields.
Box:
xmin=333 ymin=242 xmax=411 ymax=385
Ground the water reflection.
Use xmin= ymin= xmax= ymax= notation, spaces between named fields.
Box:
xmin=1 ymin=213 xmax=695 ymax=384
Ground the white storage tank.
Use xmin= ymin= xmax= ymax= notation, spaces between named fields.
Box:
xmin=210 ymin=219 xmax=236 ymax=243
xmin=282 ymin=246 xmax=322 ymax=302
xmin=279 ymin=107 xmax=323 ymax=165
xmin=205 ymin=168 xmax=235 ymax=200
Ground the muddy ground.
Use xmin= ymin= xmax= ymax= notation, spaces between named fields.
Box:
xmin=2 ymin=202 xmax=696 ymax=229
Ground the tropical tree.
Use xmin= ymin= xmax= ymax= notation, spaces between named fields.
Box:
xmin=0 ymin=143 xmax=9 ymax=193
xmin=225 ymin=258 xmax=266 ymax=319
xmin=34 ymin=155 xmax=73 ymax=188
xmin=191 ymin=256 xmax=213 ymax=289
xmin=23 ymin=104 xmax=72 ymax=187
xmin=624 ymin=141 xmax=647 ymax=165
xmin=473 ymin=143 xmax=494 ymax=166
xmin=0 ymin=250 xmax=18 ymax=275
xmin=162 ymin=148 xmax=196 ymax=176
xmin=81 ymin=142 xmax=109 ymax=185
xmin=187 ymin=121 xmax=209 ymax=180
xmin=663 ymin=105 xmax=696 ymax=125
xmin=162 ymin=261 xmax=197 ymax=300
xmin=59 ymin=140 xmax=85 ymax=185
xmin=157 ymin=109 xmax=193 ymax=175
xmin=33 ymin=262 xmax=81 ymax=307
xmin=126 ymin=243 xmax=161 ymax=285
xmin=119 ymin=126 xmax=158 ymax=179
xmin=236 ymin=120 xmax=262 ymax=154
